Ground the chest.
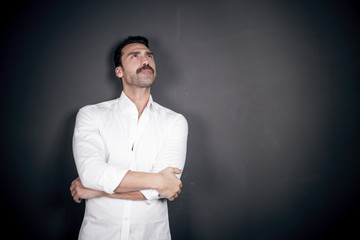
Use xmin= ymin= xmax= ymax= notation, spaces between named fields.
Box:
xmin=100 ymin=114 xmax=165 ymax=171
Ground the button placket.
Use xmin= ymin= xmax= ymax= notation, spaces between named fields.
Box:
xmin=129 ymin=114 xmax=137 ymax=151
xmin=129 ymin=116 xmax=138 ymax=170
xmin=120 ymin=201 xmax=132 ymax=240
xmin=121 ymin=111 xmax=137 ymax=240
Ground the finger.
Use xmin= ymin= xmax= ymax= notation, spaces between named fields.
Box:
xmin=71 ymin=188 xmax=76 ymax=197
xmin=174 ymin=193 xmax=179 ymax=199
xmin=71 ymin=177 xmax=79 ymax=185
xmin=73 ymin=193 xmax=82 ymax=203
xmin=168 ymin=197 xmax=174 ymax=201
xmin=72 ymin=188 xmax=77 ymax=197
xmin=171 ymin=168 xmax=183 ymax=174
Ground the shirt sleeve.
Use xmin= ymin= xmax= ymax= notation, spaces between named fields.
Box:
xmin=72 ymin=106 xmax=129 ymax=194
xmin=140 ymin=114 xmax=188 ymax=200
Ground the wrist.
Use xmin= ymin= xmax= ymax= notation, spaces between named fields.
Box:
xmin=152 ymin=173 xmax=163 ymax=191
xmin=94 ymin=189 xmax=106 ymax=198
xmin=102 ymin=192 xmax=113 ymax=198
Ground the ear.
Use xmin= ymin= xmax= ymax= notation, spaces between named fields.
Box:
xmin=115 ymin=66 xmax=123 ymax=78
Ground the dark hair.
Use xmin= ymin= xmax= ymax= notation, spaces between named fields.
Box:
xmin=113 ymin=36 xmax=149 ymax=67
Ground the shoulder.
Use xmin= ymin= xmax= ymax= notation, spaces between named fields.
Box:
xmin=152 ymin=102 xmax=188 ymax=132
xmin=79 ymin=99 xmax=117 ymax=113
xmin=76 ymin=99 xmax=118 ymax=122
xmin=80 ymin=99 xmax=117 ymax=112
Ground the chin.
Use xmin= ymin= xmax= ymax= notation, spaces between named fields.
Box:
xmin=138 ymin=78 xmax=155 ymax=87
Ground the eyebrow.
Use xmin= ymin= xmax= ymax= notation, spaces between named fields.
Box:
xmin=127 ymin=51 xmax=154 ymax=57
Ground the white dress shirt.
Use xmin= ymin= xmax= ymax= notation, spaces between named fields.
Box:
xmin=72 ymin=92 xmax=188 ymax=240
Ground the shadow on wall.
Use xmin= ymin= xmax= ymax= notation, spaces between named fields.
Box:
xmin=106 ymin=39 xmax=123 ymax=99
xmin=50 ymin=111 xmax=84 ymax=239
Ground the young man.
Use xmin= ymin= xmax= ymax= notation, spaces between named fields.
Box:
xmin=70 ymin=36 xmax=188 ymax=239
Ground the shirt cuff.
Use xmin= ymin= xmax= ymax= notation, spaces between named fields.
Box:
xmin=140 ymin=189 xmax=161 ymax=200
xmin=98 ymin=167 xmax=129 ymax=194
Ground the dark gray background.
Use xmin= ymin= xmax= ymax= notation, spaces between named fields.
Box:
xmin=1 ymin=0 xmax=359 ymax=239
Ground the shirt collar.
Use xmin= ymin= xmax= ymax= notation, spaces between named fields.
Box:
xmin=118 ymin=91 xmax=154 ymax=113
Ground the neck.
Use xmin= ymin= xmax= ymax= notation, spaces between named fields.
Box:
xmin=123 ymin=86 xmax=151 ymax=118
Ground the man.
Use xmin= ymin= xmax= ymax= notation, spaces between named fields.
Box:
xmin=70 ymin=36 xmax=188 ymax=240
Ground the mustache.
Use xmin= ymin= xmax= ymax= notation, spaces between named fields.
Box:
xmin=136 ymin=64 xmax=154 ymax=74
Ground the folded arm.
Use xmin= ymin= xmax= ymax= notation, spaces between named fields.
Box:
xmin=140 ymin=114 xmax=188 ymax=200
xmin=70 ymin=177 xmax=146 ymax=202
xmin=70 ymin=167 xmax=183 ymax=202
xmin=71 ymin=107 xmax=188 ymax=202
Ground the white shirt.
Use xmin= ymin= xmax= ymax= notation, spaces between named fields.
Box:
xmin=72 ymin=92 xmax=188 ymax=240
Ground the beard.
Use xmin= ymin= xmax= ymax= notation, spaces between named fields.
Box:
xmin=123 ymin=65 xmax=156 ymax=88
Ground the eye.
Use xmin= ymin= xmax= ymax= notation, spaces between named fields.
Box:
xmin=147 ymin=53 xmax=154 ymax=58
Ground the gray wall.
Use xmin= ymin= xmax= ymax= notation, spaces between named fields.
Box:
xmin=1 ymin=0 xmax=359 ymax=239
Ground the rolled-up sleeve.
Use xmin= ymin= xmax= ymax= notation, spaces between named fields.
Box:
xmin=140 ymin=114 xmax=188 ymax=200
xmin=72 ymin=106 xmax=129 ymax=194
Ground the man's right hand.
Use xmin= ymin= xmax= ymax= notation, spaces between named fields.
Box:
xmin=70 ymin=177 xmax=104 ymax=203
xmin=157 ymin=167 xmax=183 ymax=201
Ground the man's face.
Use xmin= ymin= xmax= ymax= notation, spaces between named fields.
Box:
xmin=115 ymin=43 xmax=156 ymax=88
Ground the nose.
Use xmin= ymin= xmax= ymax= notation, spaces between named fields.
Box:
xmin=140 ymin=54 xmax=149 ymax=65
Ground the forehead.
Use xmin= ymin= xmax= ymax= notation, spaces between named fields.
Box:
xmin=121 ymin=43 xmax=150 ymax=55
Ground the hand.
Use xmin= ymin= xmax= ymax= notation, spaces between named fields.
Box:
xmin=157 ymin=167 xmax=183 ymax=201
xmin=70 ymin=177 xmax=103 ymax=203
